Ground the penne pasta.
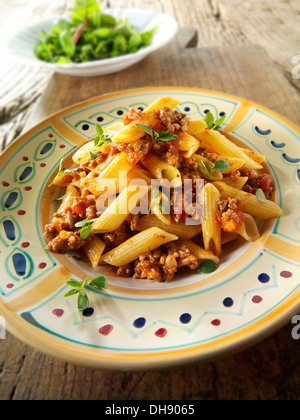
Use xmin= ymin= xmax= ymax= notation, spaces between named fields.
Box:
xmin=175 ymin=132 xmax=201 ymax=158
xmin=189 ymin=125 xmax=263 ymax=170
xmin=134 ymin=214 xmax=202 ymax=239
xmin=221 ymin=176 xmax=248 ymax=190
xmin=84 ymin=236 xmax=106 ymax=268
xmin=213 ymin=181 xmax=283 ymax=219
xmin=101 ymin=227 xmax=178 ymax=266
xmin=236 ymin=213 xmax=260 ymax=242
xmin=200 ymin=183 xmax=222 ymax=256
xmin=92 ymin=185 xmax=149 ymax=233
xmin=112 ymin=97 xmax=180 ymax=143
xmin=141 ymin=151 xmax=182 ymax=187
xmin=178 ymin=239 xmax=219 ymax=263
xmin=44 ymin=96 xmax=282 ymax=283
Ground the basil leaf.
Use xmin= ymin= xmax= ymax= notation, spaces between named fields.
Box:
xmin=90 ymin=276 xmax=107 ymax=290
xmin=159 ymin=202 xmax=170 ymax=214
xmin=64 ymin=289 xmax=79 ymax=297
xmin=214 ymin=114 xmax=226 ymax=128
xmin=136 ymin=124 xmax=154 ymax=138
xmin=213 ymin=160 xmax=230 ymax=173
xmin=158 ymin=133 xmax=180 ymax=142
xmin=197 ymin=259 xmax=219 ymax=274
xmin=256 ymin=188 xmax=267 ymax=202
xmin=77 ymin=291 xmax=90 ymax=311
xmin=90 ymin=150 xmax=99 ymax=160
xmin=95 ymin=123 xmax=104 ymax=139
xmin=205 ymin=112 xmax=215 ymax=129
xmin=66 ymin=280 xmax=83 ymax=288
xmin=80 ymin=224 xmax=92 ymax=240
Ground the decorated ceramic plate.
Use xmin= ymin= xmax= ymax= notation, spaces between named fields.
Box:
xmin=0 ymin=87 xmax=299 ymax=370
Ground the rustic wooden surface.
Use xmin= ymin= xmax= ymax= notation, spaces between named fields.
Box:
xmin=0 ymin=0 xmax=300 ymax=401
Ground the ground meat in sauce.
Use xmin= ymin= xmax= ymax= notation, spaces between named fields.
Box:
xmin=153 ymin=140 xmax=183 ymax=166
xmin=102 ymin=222 xmax=132 ymax=251
xmin=240 ymin=169 xmax=274 ymax=199
xmin=114 ymin=139 xmax=152 ymax=164
xmin=127 ymin=242 xmax=199 ymax=282
xmin=218 ymin=197 xmax=242 ymax=212
xmin=155 ymin=107 xmax=189 ymax=133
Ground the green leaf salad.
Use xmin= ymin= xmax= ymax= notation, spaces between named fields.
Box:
xmin=35 ymin=0 xmax=158 ymax=64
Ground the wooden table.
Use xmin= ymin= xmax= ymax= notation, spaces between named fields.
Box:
xmin=1 ymin=0 xmax=300 ymax=401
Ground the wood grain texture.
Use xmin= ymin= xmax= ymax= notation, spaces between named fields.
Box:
xmin=1 ymin=0 xmax=300 ymax=402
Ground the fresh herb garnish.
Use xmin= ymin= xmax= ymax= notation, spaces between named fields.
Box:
xmin=75 ymin=218 xmax=98 ymax=240
xmin=197 ymin=259 xmax=219 ymax=274
xmin=205 ymin=111 xmax=226 ymax=130
xmin=64 ymin=275 xmax=107 ymax=312
xmin=199 ymin=159 xmax=230 ymax=179
xmin=136 ymin=124 xmax=180 ymax=144
xmin=35 ymin=0 xmax=158 ymax=64
xmin=48 ymin=158 xmax=76 ymax=187
xmin=90 ymin=123 xmax=112 ymax=159
xmin=256 ymin=188 xmax=267 ymax=203
xmin=148 ymin=186 xmax=160 ymax=214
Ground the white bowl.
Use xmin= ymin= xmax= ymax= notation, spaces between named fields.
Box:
xmin=5 ymin=8 xmax=178 ymax=77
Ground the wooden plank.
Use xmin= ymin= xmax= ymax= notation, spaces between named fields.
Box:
xmin=26 ymin=43 xmax=300 ymax=130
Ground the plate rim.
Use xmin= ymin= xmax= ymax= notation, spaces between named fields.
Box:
xmin=1 ymin=86 xmax=299 ymax=370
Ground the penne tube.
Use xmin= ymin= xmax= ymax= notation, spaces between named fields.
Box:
xmin=236 ymin=213 xmax=260 ymax=242
xmin=175 ymin=133 xmax=201 ymax=158
xmin=213 ymin=181 xmax=283 ymax=219
xmin=141 ymin=151 xmax=182 ymax=187
xmin=92 ymin=185 xmax=149 ymax=233
xmin=101 ymin=227 xmax=178 ymax=266
xmin=134 ymin=214 xmax=202 ymax=239
xmin=218 ymin=156 xmax=246 ymax=174
xmin=221 ymin=176 xmax=248 ymax=190
xmin=84 ymin=236 xmax=106 ymax=268
xmin=97 ymin=152 xmax=135 ymax=180
xmin=57 ymin=185 xmax=79 ymax=213
xmin=188 ymin=119 xmax=207 ymax=135
xmin=178 ymin=239 xmax=219 ymax=263
xmin=221 ymin=231 xmax=239 ymax=244
xmin=241 ymin=148 xmax=266 ymax=165
xmin=189 ymin=127 xmax=263 ymax=170
xmin=200 ymin=183 xmax=222 ymax=256
xmin=112 ymin=97 xmax=180 ymax=143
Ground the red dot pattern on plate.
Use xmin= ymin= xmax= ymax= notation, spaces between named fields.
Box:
xmin=99 ymin=325 xmax=114 ymax=336
xmin=252 ymin=295 xmax=263 ymax=304
xmin=38 ymin=263 xmax=47 ymax=269
xmin=24 ymin=186 xmax=32 ymax=191
xmin=211 ymin=319 xmax=221 ymax=326
xmin=6 ymin=284 xmax=14 ymax=289
xmin=52 ymin=309 xmax=64 ymax=318
xmin=2 ymin=182 xmax=9 ymax=187
xmin=23 ymin=157 xmax=29 ymax=161
xmin=40 ymin=163 xmax=46 ymax=167
xmin=21 ymin=242 xmax=30 ymax=248
xmin=48 ymin=134 xmax=54 ymax=138
xmin=155 ymin=328 xmax=167 ymax=338
xmin=17 ymin=210 xmax=26 ymax=216
xmin=280 ymin=271 xmax=293 ymax=278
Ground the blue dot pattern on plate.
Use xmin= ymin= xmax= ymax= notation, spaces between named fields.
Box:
xmin=82 ymin=307 xmax=94 ymax=317
xmin=180 ymin=313 xmax=192 ymax=324
xmin=133 ymin=317 xmax=146 ymax=328
xmin=258 ymin=273 xmax=270 ymax=283
xmin=223 ymin=297 xmax=234 ymax=308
